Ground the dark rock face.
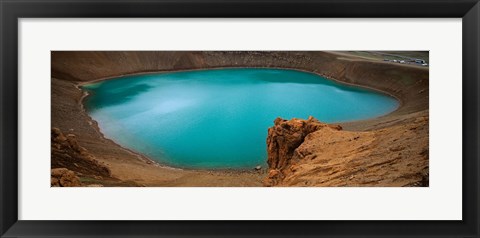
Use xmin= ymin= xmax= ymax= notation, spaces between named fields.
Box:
xmin=51 ymin=127 xmax=111 ymax=179
xmin=51 ymin=168 xmax=81 ymax=187
xmin=264 ymin=116 xmax=341 ymax=186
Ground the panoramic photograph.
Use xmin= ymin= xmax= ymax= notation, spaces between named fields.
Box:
xmin=51 ymin=51 xmax=429 ymax=187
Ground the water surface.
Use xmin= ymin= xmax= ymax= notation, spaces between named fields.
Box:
xmin=83 ymin=68 xmax=398 ymax=169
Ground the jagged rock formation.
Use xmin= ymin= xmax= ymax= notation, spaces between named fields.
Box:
xmin=51 ymin=168 xmax=81 ymax=187
xmin=264 ymin=117 xmax=342 ymax=186
xmin=51 ymin=127 xmax=111 ymax=180
xmin=265 ymin=115 xmax=429 ymax=187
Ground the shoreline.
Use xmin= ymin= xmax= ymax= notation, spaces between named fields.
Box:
xmin=76 ymin=66 xmax=405 ymax=172
xmin=78 ymin=66 xmax=405 ymax=108
xmin=76 ymin=87 xmax=167 ymax=169
xmin=77 ymin=85 xmax=263 ymax=173
xmin=78 ymin=65 xmax=406 ymax=123
xmin=78 ymin=83 xmax=272 ymax=174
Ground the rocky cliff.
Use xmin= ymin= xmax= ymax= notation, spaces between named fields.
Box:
xmin=265 ymin=115 xmax=429 ymax=187
xmin=51 ymin=127 xmax=112 ymax=186
xmin=264 ymin=117 xmax=342 ymax=186
xmin=51 ymin=168 xmax=81 ymax=187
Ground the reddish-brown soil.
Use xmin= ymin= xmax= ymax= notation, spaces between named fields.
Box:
xmin=264 ymin=114 xmax=428 ymax=187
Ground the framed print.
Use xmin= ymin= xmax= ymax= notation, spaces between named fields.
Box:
xmin=1 ymin=0 xmax=479 ymax=237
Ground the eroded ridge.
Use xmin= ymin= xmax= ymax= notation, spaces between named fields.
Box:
xmin=265 ymin=115 xmax=428 ymax=187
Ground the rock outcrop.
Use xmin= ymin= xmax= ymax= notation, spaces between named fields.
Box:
xmin=51 ymin=168 xmax=81 ymax=187
xmin=264 ymin=117 xmax=342 ymax=186
xmin=51 ymin=127 xmax=111 ymax=180
xmin=264 ymin=115 xmax=429 ymax=187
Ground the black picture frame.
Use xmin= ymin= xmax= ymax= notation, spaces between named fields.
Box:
xmin=1 ymin=0 xmax=479 ymax=237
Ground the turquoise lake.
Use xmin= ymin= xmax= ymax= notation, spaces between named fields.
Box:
xmin=82 ymin=68 xmax=399 ymax=169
